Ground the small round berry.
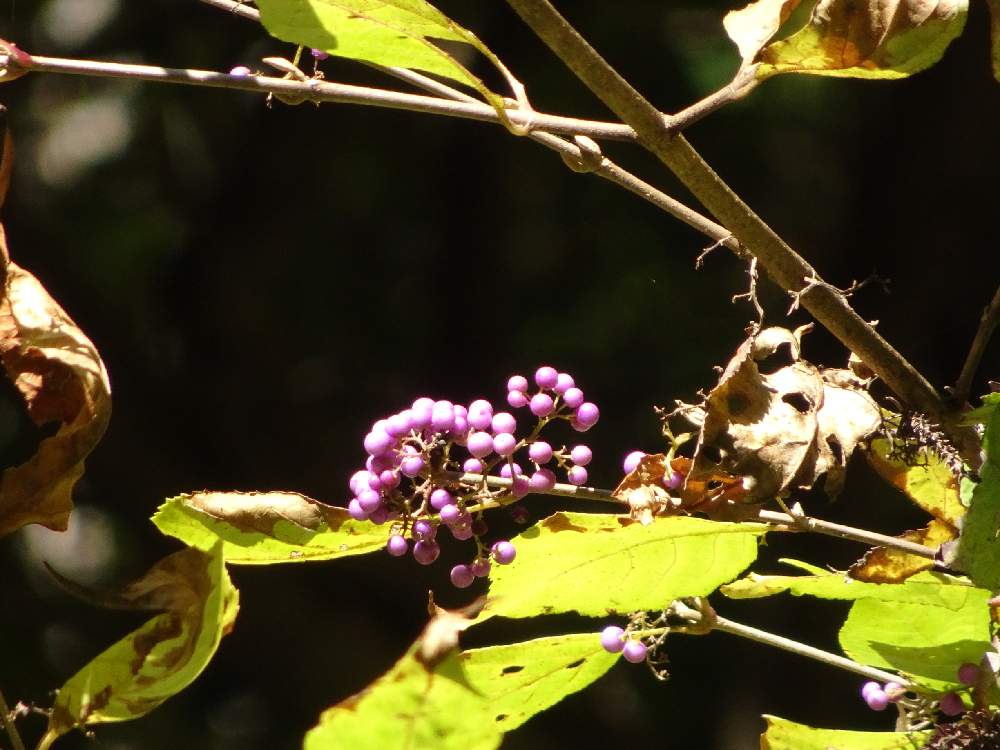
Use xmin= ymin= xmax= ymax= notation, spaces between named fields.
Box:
xmin=511 ymin=476 xmax=530 ymax=498
xmin=570 ymin=445 xmax=593 ymax=466
xmin=494 ymin=432 xmax=518 ymax=456
xmin=575 ymin=402 xmax=600 ymax=428
xmin=861 ymin=681 xmax=881 ymax=699
xmin=884 ymin=682 xmax=904 ymax=703
xmin=528 ymin=441 xmax=553 ymax=464
xmin=430 ymin=488 xmax=454 ymax=511
xmin=554 ymin=373 xmax=575 ymax=394
xmin=358 ymin=489 xmax=382 ymax=514
xmin=939 ymin=692 xmax=965 ymax=716
xmin=622 ymin=640 xmax=648 ymax=664
xmin=535 ymin=366 xmax=559 ymax=389
xmin=451 ymin=415 xmax=469 ymax=439
xmin=567 ymin=466 xmax=588 ymax=485
xmin=530 ymin=393 xmax=555 ymax=417
xmin=347 ymin=498 xmax=369 ymax=521
xmin=562 ymin=387 xmax=585 ymax=409
xmin=431 ymin=400 xmax=456 ymax=432
xmin=509 ymin=503 xmax=530 ymax=523
xmin=450 ymin=564 xmax=475 ymax=588
xmin=364 ymin=429 xmax=394 ymax=457
xmin=410 ymin=398 xmax=435 ymax=429
xmin=958 ymin=662 xmax=980 ymax=685
xmin=499 ymin=462 xmax=523 ymax=478
xmin=864 ymin=688 xmax=889 ymax=712
xmin=369 ymin=454 xmax=393 ymax=474
xmin=366 ymin=473 xmax=383 ymax=491
xmin=386 ymin=534 xmax=408 ymax=557
xmin=623 ymin=451 xmax=646 ymax=474
xmin=413 ymin=540 xmax=440 ymax=565
xmin=467 ymin=431 xmax=495 ymax=458
xmin=379 ymin=470 xmax=400 ymax=489
xmin=529 ymin=469 xmax=556 ymax=491
xmin=600 ymin=626 xmax=625 ymax=654
xmin=450 ymin=523 xmax=474 ymax=541
xmin=349 ymin=470 xmax=371 ymax=495
xmin=385 ymin=411 xmax=413 ymax=438
xmin=507 ymin=375 xmax=529 ymax=393
xmin=463 ymin=458 xmax=484 ymax=473
xmin=507 ymin=390 xmax=529 ymax=408
xmin=664 ymin=470 xmax=684 ymax=491
xmin=492 ymin=540 xmax=516 ymax=565
xmin=229 ymin=65 xmax=252 ymax=77
xmin=400 ymin=455 xmax=425 ymax=477
xmin=412 ymin=520 xmax=436 ymax=541
xmin=468 ymin=401 xmax=493 ymax=431
xmin=369 ymin=508 xmax=388 ymax=525
xmin=491 ymin=412 xmax=517 ymax=436
xmin=310 ymin=48 xmax=330 ymax=60
xmin=439 ymin=503 xmax=470 ymax=527
xmin=470 ymin=558 xmax=491 ymax=577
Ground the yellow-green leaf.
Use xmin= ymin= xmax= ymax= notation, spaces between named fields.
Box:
xmin=761 ymin=715 xmax=929 ymax=749
xmin=864 ymin=437 xmax=965 ymax=526
xmin=152 ymin=492 xmax=387 ymax=564
xmin=988 ymin=0 xmax=1000 ymax=81
xmin=43 ymin=541 xmax=237 ymax=742
xmin=484 ymin=513 xmax=765 ymax=620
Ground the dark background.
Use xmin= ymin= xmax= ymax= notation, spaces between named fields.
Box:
xmin=1 ymin=1 xmax=998 ymax=748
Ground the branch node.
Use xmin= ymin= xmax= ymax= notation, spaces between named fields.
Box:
xmin=559 ymin=134 xmax=603 ymax=173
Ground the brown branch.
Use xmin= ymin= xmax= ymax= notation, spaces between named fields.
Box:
xmin=0 ymin=687 xmax=25 ymax=750
xmin=953 ymin=283 xmax=1000 ymax=406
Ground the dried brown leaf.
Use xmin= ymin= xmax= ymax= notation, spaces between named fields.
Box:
xmin=815 ymin=369 xmax=882 ymax=496
xmin=418 ymin=593 xmax=486 ymax=666
xmin=848 ymin=518 xmax=956 ymax=583
xmin=0 ymin=225 xmax=111 ymax=536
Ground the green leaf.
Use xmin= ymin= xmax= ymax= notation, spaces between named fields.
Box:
xmin=44 ymin=541 xmax=238 ymax=742
xmin=839 ymin=595 xmax=991 ymax=689
xmin=954 ymin=395 xmax=1000 ymax=587
xmin=304 ymin=633 xmax=613 ymax=750
xmin=760 ymin=715 xmax=930 ymax=749
xmin=152 ymin=492 xmax=387 ymax=564
xmin=990 ymin=0 xmax=1000 ymax=82
xmin=722 ymin=562 xmax=988 ymax=610
xmin=483 ymin=513 xmax=765 ymax=620
xmin=864 ymin=437 xmax=964 ymax=526
xmin=728 ymin=0 xmax=968 ymax=81
xmin=255 ymin=0 xmax=515 ymax=116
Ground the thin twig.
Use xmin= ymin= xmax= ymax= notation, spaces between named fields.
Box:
xmin=0 ymin=687 xmax=26 ymax=750
xmin=502 ymin=0 xmax=978 ymax=466
xmin=953 ymin=283 xmax=1000 ymax=406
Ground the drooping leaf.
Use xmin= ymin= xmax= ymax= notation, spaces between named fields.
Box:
xmin=152 ymin=492 xmax=387 ymax=564
xmin=483 ymin=512 xmax=765 ymax=620
xmin=760 ymin=715 xmax=929 ymax=749
xmin=864 ymin=437 xmax=965 ymax=526
xmin=0 ymin=223 xmax=112 ymax=537
xmin=724 ymin=0 xmax=803 ymax=67
xmin=42 ymin=541 xmax=237 ymax=743
xmin=953 ymin=395 xmax=1000 ymax=588
xmin=848 ymin=518 xmax=956 ymax=583
xmin=255 ymin=0 xmax=516 ymax=117
xmin=753 ymin=0 xmax=969 ymax=79
xmin=990 ymin=0 xmax=1000 ymax=81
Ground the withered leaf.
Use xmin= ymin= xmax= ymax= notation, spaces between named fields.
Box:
xmin=815 ymin=369 xmax=882 ymax=496
xmin=43 ymin=542 xmax=238 ymax=742
xmin=849 ymin=518 xmax=957 ymax=583
xmin=418 ymin=593 xmax=486 ymax=666
xmin=864 ymin=436 xmax=965 ymax=526
xmin=611 ymin=453 xmax=673 ymax=524
xmin=0 ymin=224 xmax=111 ymax=536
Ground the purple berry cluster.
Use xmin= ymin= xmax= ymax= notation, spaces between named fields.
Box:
xmin=599 ymin=624 xmax=648 ymax=664
xmin=345 ymin=366 xmax=599 ymax=587
xmin=860 ymin=661 xmax=981 ymax=716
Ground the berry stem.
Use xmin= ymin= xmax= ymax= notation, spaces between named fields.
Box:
xmin=0 ymin=687 xmax=25 ymax=750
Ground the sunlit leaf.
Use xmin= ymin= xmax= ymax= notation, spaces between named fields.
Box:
xmin=760 ymin=715 xmax=929 ymax=749
xmin=864 ymin=437 xmax=965 ymax=526
xmin=953 ymin=395 xmax=1000 ymax=588
xmin=152 ymin=492 xmax=387 ymax=564
xmin=0 ymin=224 xmax=112 ymax=537
xmin=42 ymin=542 xmax=237 ymax=743
xmin=255 ymin=0 xmax=516 ymax=118
xmin=849 ymin=518 xmax=956 ymax=583
xmin=724 ymin=0 xmax=802 ymax=67
xmin=483 ymin=512 xmax=765 ymax=620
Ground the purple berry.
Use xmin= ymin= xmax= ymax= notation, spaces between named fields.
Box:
xmin=491 ymin=412 xmax=516 ymax=436
xmin=509 ymin=503 xmax=530 ymax=522
xmin=622 ymin=640 xmax=648 ymax=664
xmin=861 ymin=681 xmax=882 ymax=700
xmin=386 ymin=534 xmax=408 ymax=557
xmin=385 ymin=411 xmax=413 ymax=438
xmin=467 ymin=431 xmax=494 ymax=458
xmin=364 ymin=429 xmax=395 ymax=456
xmin=575 ymin=402 xmax=600 ymax=428
xmin=528 ymin=441 xmax=553 ymax=464
xmin=864 ymin=688 xmax=889 ymax=711
xmin=369 ymin=454 xmax=393 ymax=474
xmin=600 ymin=626 xmax=625 ymax=654
xmin=431 ymin=400 xmax=456 ymax=432
xmin=379 ymin=470 xmax=400 ymax=489
xmin=439 ymin=503 xmax=470 ymax=527
xmin=664 ymin=470 xmax=684 ymax=491
xmin=450 ymin=564 xmax=475 ymax=588
xmin=568 ymin=446 xmax=591 ymax=467
xmin=349 ymin=470 xmax=371 ymax=495
xmin=623 ymin=451 xmax=646 ymax=474
xmin=470 ymin=558 xmax=491 ymax=577
xmin=958 ymin=662 xmax=980 ymax=685
xmin=507 ymin=375 xmax=528 ymax=393
xmin=939 ymin=692 xmax=965 ymax=716
xmin=347 ymin=498 xmax=369 ymax=521
xmin=310 ymin=48 xmax=329 ymax=60
xmin=493 ymin=432 xmax=518 ymax=456
xmin=369 ymin=508 xmax=388 ymax=525
xmin=530 ymin=393 xmax=555 ymax=417
xmin=412 ymin=519 xmax=436 ymax=541
xmin=358 ymin=489 xmax=382 ymax=513
xmin=567 ymin=466 xmax=588 ymax=485
xmin=463 ymin=458 xmax=484 ymax=473
xmin=400 ymin=455 xmax=425 ymax=477
xmin=229 ymin=65 xmax=252 ymax=77
xmin=511 ymin=476 xmax=530 ymax=498
xmin=410 ymin=397 xmax=434 ymax=428
xmin=507 ymin=390 xmax=529 ymax=408
xmin=454 ymin=404 xmax=468 ymax=418
xmin=554 ymin=373 xmax=575 ymax=394
xmin=562 ymin=387 xmax=585 ymax=409
xmin=413 ymin=540 xmax=440 ymax=565
xmin=529 ymin=469 xmax=556 ymax=491
xmin=499 ymin=462 xmax=523 ymax=478
xmin=430 ymin=488 xmax=454 ymax=511
xmin=535 ymin=366 xmax=559 ymax=389
xmin=469 ymin=398 xmax=493 ymax=418
xmin=366 ymin=473 xmax=383 ymax=491
xmin=492 ymin=540 xmax=516 ymax=565
xmin=450 ymin=523 xmax=474 ymax=540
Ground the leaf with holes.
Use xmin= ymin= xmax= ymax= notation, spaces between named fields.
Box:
xmin=482 ymin=512 xmax=765 ymax=620
xmin=255 ymin=0 xmax=518 ymax=121
xmin=152 ymin=492 xmax=387 ymax=564
xmin=42 ymin=542 xmax=237 ymax=744
xmin=760 ymin=715 xmax=929 ymax=749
